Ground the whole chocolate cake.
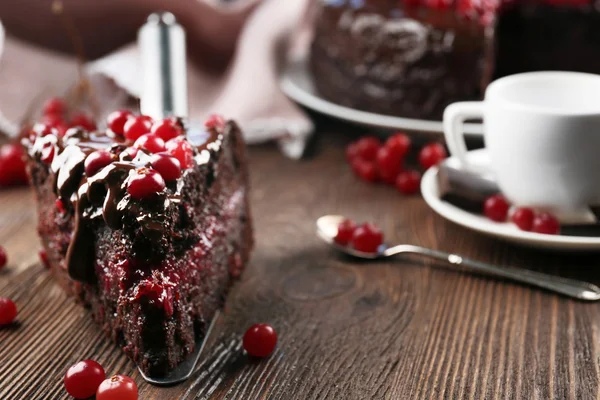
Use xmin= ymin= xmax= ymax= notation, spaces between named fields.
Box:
xmin=24 ymin=114 xmax=253 ymax=375
xmin=310 ymin=0 xmax=600 ymax=119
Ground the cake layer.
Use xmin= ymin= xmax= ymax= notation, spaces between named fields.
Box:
xmin=26 ymin=118 xmax=253 ymax=375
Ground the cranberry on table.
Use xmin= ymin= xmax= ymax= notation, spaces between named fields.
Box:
xmin=352 ymin=159 xmax=379 ymax=182
xmin=483 ymin=194 xmax=510 ymax=222
xmin=532 ymin=212 xmax=560 ymax=235
xmin=0 ymin=143 xmax=28 ymax=187
xmin=150 ymin=153 xmax=182 ymax=181
xmin=64 ymin=360 xmax=106 ymax=399
xmin=123 ymin=115 xmax=153 ymax=142
xmin=334 ymin=219 xmax=356 ymax=246
xmin=42 ymin=97 xmax=66 ymax=116
xmin=84 ymin=150 xmax=113 ymax=177
xmin=385 ymin=132 xmax=411 ymax=158
xmin=166 ymin=137 xmax=195 ymax=169
xmin=0 ymin=297 xmax=17 ymax=326
xmin=243 ymin=323 xmax=278 ymax=358
xmin=127 ymin=168 xmax=166 ymax=200
xmin=395 ymin=170 xmax=421 ymax=194
xmin=0 ymin=245 xmax=6 ymax=270
xmin=96 ymin=375 xmax=138 ymax=400
xmin=151 ymin=118 xmax=182 ymax=141
xmin=351 ymin=223 xmax=384 ymax=253
xmin=205 ymin=114 xmax=226 ymax=129
xmin=133 ymin=133 xmax=166 ymax=154
xmin=418 ymin=142 xmax=447 ymax=170
xmin=354 ymin=136 xmax=381 ymax=161
xmin=511 ymin=207 xmax=535 ymax=231
xmin=376 ymin=146 xmax=403 ymax=185
xmin=106 ymin=110 xmax=133 ymax=136
xmin=70 ymin=112 xmax=97 ymax=131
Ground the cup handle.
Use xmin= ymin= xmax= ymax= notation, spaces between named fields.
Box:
xmin=443 ymin=102 xmax=484 ymax=169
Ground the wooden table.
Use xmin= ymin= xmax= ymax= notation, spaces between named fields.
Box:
xmin=1 ymin=121 xmax=600 ymax=399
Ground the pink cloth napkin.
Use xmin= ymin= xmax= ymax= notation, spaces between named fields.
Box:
xmin=0 ymin=0 xmax=315 ymax=159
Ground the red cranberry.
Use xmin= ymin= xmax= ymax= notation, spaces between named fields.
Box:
xmin=64 ymin=360 xmax=106 ymax=399
xmin=205 ymin=114 xmax=226 ymax=130
xmin=39 ymin=249 xmax=50 ymax=269
xmin=150 ymin=153 xmax=182 ymax=182
xmin=532 ymin=212 xmax=560 ymax=235
xmin=165 ymin=137 xmax=194 ymax=169
xmin=334 ymin=219 xmax=356 ymax=246
xmin=511 ymin=207 xmax=535 ymax=231
xmin=351 ymin=223 xmax=384 ymax=253
xmin=127 ymin=168 xmax=166 ymax=200
xmin=354 ymin=136 xmax=380 ymax=161
xmin=134 ymin=133 xmax=166 ymax=154
xmin=123 ymin=115 xmax=152 ymax=142
xmin=96 ymin=375 xmax=138 ymax=400
xmin=352 ymin=159 xmax=378 ymax=182
xmin=0 ymin=143 xmax=28 ymax=187
xmin=106 ymin=110 xmax=133 ymax=136
xmin=42 ymin=97 xmax=66 ymax=116
xmin=55 ymin=198 xmax=66 ymax=213
xmin=345 ymin=142 xmax=360 ymax=162
xmin=385 ymin=133 xmax=411 ymax=159
xmin=84 ymin=150 xmax=113 ymax=177
xmin=70 ymin=112 xmax=97 ymax=131
xmin=151 ymin=118 xmax=182 ymax=141
xmin=395 ymin=170 xmax=421 ymax=194
xmin=0 ymin=297 xmax=17 ymax=326
xmin=418 ymin=143 xmax=447 ymax=170
xmin=483 ymin=194 xmax=510 ymax=222
xmin=243 ymin=323 xmax=278 ymax=357
xmin=0 ymin=246 xmax=6 ymax=270
xmin=376 ymin=146 xmax=402 ymax=185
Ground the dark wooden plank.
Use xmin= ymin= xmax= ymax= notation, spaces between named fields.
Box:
xmin=1 ymin=126 xmax=600 ymax=399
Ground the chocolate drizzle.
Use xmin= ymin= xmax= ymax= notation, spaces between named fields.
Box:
xmin=26 ymin=121 xmax=226 ymax=283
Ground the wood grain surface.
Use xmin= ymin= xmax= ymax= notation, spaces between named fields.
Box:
xmin=1 ymin=121 xmax=600 ymax=399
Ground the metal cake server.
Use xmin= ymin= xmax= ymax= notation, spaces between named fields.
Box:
xmin=138 ymin=311 xmax=220 ymax=386
xmin=136 ymin=12 xmax=221 ymax=385
xmin=317 ymin=215 xmax=600 ymax=301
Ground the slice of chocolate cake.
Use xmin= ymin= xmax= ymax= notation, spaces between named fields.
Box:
xmin=24 ymin=114 xmax=253 ymax=375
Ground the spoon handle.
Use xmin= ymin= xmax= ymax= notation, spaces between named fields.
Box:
xmin=385 ymin=245 xmax=600 ymax=301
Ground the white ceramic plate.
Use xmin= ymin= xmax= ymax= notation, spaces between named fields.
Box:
xmin=280 ymin=58 xmax=484 ymax=137
xmin=421 ymin=149 xmax=600 ymax=251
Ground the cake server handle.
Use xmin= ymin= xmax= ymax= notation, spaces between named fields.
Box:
xmin=138 ymin=12 xmax=188 ymax=119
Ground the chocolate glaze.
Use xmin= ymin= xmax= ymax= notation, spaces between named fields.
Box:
xmin=26 ymin=121 xmax=225 ymax=283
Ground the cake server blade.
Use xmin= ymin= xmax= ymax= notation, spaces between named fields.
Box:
xmin=138 ymin=310 xmax=220 ymax=386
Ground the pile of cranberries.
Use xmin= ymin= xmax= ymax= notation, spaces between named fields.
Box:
xmin=64 ymin=360 xmax=137 ymax=400
xmin=346 ymin=133 xmax=447 ymax=195
xmin=483 ymin=194 xmax=560 ymax=235
xmin=334 ymin=218 xmax=384 ymax=253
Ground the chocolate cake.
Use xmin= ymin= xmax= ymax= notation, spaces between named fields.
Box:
xmin=24 ymin=115 xmax=253 ymax=375
xmin=310 ymin=0 xmax=600 ymax=119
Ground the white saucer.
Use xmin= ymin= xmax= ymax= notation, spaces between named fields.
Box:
xmin=280 ymin=58 xmax=484 ymax=137
xmin=421 ymin=149 xmax=600 ymax=251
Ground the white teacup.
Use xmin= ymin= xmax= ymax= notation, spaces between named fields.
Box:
xmin=443 ymin=71 xmax=600 ymax=211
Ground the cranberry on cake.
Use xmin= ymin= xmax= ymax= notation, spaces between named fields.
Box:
xmin=311 ymin=0 xmax=600 ymax=119
xmin=24 ymin=113 xmax=253 ymax=375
